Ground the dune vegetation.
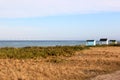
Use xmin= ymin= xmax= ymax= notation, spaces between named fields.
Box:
xmin=0 ymin=46 xmax=120 ymax=80
xmin=0 ymin=45 xmax=89 ymax=59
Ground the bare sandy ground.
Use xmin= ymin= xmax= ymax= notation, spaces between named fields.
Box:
xmin=0 ymin=47 xmax=120 ymax=80
xmin=91 ymin=70 xmax=120 ymax=80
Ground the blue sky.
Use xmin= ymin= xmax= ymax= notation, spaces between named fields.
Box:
xmin=0 ymin=0 xmax=120 ymax=40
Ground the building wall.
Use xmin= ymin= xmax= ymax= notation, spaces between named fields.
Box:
xmin=86 ymin=41 xmax=96 ymax=46
xmin=109 ymin=41 xmax=117 ymax=44
xmin=100 ymin=41 xmax=109 ymax=45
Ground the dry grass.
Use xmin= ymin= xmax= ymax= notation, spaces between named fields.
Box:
xmin=0 ymin=47 xmax=120 ymax=80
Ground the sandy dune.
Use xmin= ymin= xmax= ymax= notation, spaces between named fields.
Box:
xmin=91 ymin=70 xmax=120 ymax=80
xmin=0 ymin=47 xmax=120 ymax=80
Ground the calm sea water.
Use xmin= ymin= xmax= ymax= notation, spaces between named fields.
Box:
xmin=0 ymin=40 xmax=86 ymax=47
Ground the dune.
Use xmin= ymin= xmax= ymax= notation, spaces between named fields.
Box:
xmin=0 ymin=46 xmax=120 ymax=80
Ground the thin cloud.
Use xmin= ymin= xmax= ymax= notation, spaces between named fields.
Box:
xmin=0 ymin=0 xmax=120 ymax=18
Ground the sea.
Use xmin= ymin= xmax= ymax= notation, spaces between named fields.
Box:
xmin=0 ymin=40 xmax=86 ymax=48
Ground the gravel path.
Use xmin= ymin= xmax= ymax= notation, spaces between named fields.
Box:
xmin=91 ymin=71 xmax=120 ymax=80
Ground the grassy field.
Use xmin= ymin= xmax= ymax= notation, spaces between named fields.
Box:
xmin=0 ymin=46 xmax=120 ymax=80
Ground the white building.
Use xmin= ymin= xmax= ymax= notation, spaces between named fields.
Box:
xmin=86 ymin=40 xmax=96 ymax=46
xmin=100 ymin=38 xmax=109 ymax=45
xmin=109 ymin=40 xmax=117 ymax=45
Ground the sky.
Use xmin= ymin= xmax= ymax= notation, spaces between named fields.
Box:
xmin=0 ymin=0 xmax=120 ymax=40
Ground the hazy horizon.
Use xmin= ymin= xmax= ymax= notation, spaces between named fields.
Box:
xmin=0 ymin=0 xmax=120 ymax=40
